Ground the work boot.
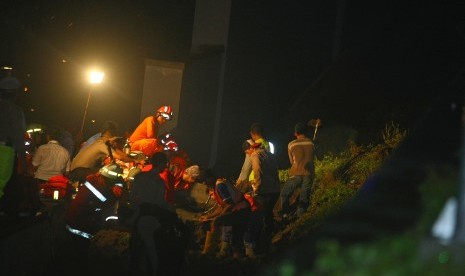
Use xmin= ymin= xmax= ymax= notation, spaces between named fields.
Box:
xmin=245 ymin=243 xmax=256 ymax=259
xmin=216 ymin=241 xmax=231 ymax=258
xmin=202 ymin=231 xmax=219 ymax=256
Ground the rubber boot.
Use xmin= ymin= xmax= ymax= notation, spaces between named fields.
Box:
xmin=245 ymin=243 xmax=256 ymax=259
xmin=216 ymin=241 xmax=231 ymax=258
xmin=202 ymin=231 xmax=219 ymax=256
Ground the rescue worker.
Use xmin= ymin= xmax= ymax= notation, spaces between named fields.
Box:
xmin=65 ymin=162 xmax=127 ymax=256
xmin=199 ymin=172 xmax=251 ymax=258
xmin=129 ymin=105 xmax=173 ymax=157
xmin=247 ymin=139 xmax=280 ymax=255
xmin=159 ymin=133 xmax=201 ymax=207
xmin=236 ymin=122 xmax=271 ymax=193
xmin=70 ymin=121 xmax=135 ymax=184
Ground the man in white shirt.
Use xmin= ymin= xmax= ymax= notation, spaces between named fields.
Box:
xmin=32 ymin=126 xmax=71 ymax=183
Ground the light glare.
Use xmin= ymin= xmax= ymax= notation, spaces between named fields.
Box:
xmin=89 ymin=71 xmax=104 ymax=84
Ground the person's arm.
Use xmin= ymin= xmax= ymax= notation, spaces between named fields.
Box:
xmin=31 ymin=146 xmax=44 ymax=175
xmin=236 ymin=154 xmax=252 ymax=184
xmin=146 ymin=116 xmax=156 ymax=139
xmin=288 ymin=142 xmax=294 ymax=166
xmin=250 ymin=153 xmax=262 ymax=195
xmin=200 ymin=204 xmax=223 ymax=221
xmin=111 ymin=148 xmax=136 ymax=162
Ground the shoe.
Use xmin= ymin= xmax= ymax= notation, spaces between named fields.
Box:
xmin=245 ymin=243 xmax=256 ymax=259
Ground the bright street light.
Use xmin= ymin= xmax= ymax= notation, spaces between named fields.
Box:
xmin=78 ymin=70 xmax=104 ymax=142
xmin=89 ymin=71 xmax=104 ymax=84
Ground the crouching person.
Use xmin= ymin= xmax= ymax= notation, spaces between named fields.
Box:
xmin=129 ymin=152 xmax=181 ymax=276
xmin=199 ymin=172 xmax=251 ymax=258
xmin=65 ymin=163 xmax=126 ymax=260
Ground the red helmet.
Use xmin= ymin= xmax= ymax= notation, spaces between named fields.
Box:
xmin=156 ymin=105 xmax=173 ymax=120
xmin=163 ymin=140 xmax=179 ymax=152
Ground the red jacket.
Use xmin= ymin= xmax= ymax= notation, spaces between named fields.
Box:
xmin=169 ymin=150 xmax=191 ymax=190
xmin=159 ymin=168 xmax=175 ymax=204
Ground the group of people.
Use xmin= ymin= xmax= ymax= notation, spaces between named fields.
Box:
xmin=0 ymin=71 xmax=317 ymax=274
xmin=198 ymin=121 xmax=316 ymax=260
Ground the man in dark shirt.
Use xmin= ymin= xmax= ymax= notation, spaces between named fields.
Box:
xmin=0 ymin=74 xmax=26 ymax=196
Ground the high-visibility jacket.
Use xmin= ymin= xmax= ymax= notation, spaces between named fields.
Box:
xmin=66 ymin=173 xmax=120 ymax=239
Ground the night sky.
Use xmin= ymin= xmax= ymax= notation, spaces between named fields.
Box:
xmin=0 ymin=0 xmax=194 ymax=134
xmin=1 ymin=1 xmax=465 ymax=174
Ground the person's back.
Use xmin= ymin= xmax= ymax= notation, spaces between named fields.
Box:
xmin=71 ymin=138 xmax=108 ymax=171
xmin=280 ymin=123 xmax=316 ymax=219
xmin=32 ymin=127 xmax=71 ymax=182
xmin=250 ymin=147 xmax=280 ymax=195
xmin=71 ymin=121 xmax=120 ymax=171
xmin=288 ymin=135 xmax=315 ymax=177
xmin=131 ymin=171 xmax=174 ymax=213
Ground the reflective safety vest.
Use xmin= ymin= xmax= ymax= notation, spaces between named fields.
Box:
xmin=66 ymin=173 xmax=117 ymax=238
xmin=84 ymin=181 xmax=107 ymax=202
xmin=66 ymin=224 xmax=93 ymax=239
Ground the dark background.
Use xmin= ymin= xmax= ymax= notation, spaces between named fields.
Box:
xmin=1 ymin=1 xmax=465 ymax=176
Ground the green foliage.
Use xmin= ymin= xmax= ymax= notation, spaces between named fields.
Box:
xmin=279 ymin=123 xmax=407 ymax=248
xmin=313 ymin=234 xmax=422 ymax=276
xmin=298 ymin=122 xmax=465 ymax=275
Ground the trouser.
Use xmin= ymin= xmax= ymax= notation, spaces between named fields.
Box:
xmin=130 ymin=138 xmax=162 ymax=158
xmin=243 ymin=209 xmax=265 ymax=246
xmin=254 ymin=193 xmax=279 ymax=242
xmin=210 ymin=207 xmax=251 ymax=253
xmin=280 ymin=174 xmax=314 ymax=215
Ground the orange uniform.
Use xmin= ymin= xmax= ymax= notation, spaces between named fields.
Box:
xmin=129 ymin=116 xmax=162 ymax=157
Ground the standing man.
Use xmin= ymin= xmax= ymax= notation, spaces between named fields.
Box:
xmin=0 ymin=74 xmax=26 ymax=196
xmin=129 ymin=105 xmax=173 ymax=157
xmin=247 ymin=139 xmax=281 ymax=254
xmin=236 ymin=122 xmax=271 ymax=192
xmin=279 ymin=122 xmax=315 ymax=219
xmin=32 ymin=126 xmax=71 ymax=184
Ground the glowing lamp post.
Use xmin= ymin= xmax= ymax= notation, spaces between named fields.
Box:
xmin=79 ymin=70 xmax=104 ymax=141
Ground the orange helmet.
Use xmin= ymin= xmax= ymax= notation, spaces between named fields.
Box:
xmin=156 ymin=105 xmax=173 ymax=120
